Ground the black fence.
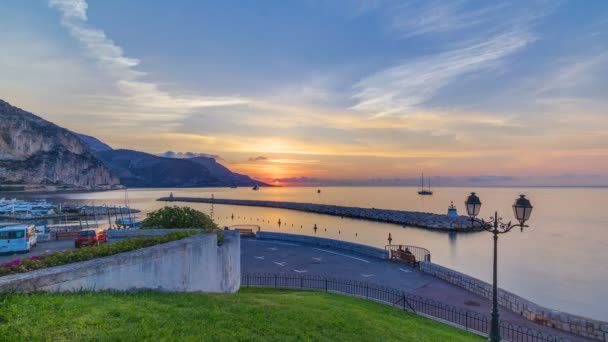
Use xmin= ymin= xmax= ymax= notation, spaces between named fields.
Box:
xmin=385 ymin=244 xmax=431 ymax=262
xmin=242 ymin=273 xmax=573 ymax=342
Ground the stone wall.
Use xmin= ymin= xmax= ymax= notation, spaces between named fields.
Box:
xmin=0 ymin=231 xmax=241 ymax=293
xmin=256 ymin=231 xmax=389 ymax=260
xmin=420 ymin=261 xmax=608 ymax=341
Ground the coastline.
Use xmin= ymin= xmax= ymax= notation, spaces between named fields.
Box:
xmin=159 ymin=196 xmax=481 ymax=232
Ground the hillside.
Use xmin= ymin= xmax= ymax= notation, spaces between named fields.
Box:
xmin=94 ymin=149 xmax=264 ymax=188
xmin=0 ymin=100 xmax=119 ymax=188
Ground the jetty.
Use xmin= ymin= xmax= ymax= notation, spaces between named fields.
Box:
xmin=158 ymin=196 xmax=481 ymax=232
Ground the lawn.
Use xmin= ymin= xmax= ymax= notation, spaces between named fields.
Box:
xmin=0 ymin=288 xmax=480 ymax=341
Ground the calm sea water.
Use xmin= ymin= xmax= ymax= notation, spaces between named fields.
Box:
xmin=29 ymin=186 xmax=608 ymax=320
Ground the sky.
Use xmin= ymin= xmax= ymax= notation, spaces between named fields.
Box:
xmin=1 ymin=0 xmax=607 ymax=186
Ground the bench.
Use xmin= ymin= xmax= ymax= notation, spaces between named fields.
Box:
xmin=55 ymin=231 xmax=79 ymax=240
xmin=235 ymin=228 xmax=256 ymax=238
xmin=390 ymin=249 xmax=419 ymax=268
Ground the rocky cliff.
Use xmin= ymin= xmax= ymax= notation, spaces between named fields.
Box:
xmin=0 ymin=99 xmax=119 ymax=187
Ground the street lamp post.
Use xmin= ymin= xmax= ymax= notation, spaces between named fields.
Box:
xmin=465 ymin=193 xmax=533 ymax=342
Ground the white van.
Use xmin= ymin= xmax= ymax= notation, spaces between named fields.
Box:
xmin=0 ymin=225 xmax=37 ymax=254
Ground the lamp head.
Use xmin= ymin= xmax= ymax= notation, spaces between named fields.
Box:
xmin=513 ymin=194 xmax=533 ymax=226
xmin=465 ymin=192 xmax=482 ymax=218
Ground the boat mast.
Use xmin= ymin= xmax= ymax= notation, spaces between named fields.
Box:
xmin=421 ymin=172 xmax=424 ymax=190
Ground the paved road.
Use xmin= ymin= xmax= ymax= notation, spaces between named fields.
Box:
xmin=241 ymin=238 xmax=588 ymax=341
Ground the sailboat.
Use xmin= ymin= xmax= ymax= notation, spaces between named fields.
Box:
xmin=252 ymin=183 xmax=259 ymax=191
xmin=115 ymin=189 xmax=141 ymax=228
xmin=417 ymin=173 xmax=433 ymax=195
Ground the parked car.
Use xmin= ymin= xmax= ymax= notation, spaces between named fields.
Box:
xmin=75 ymin=229 xmax=108 ymax=248
xmin=0 ymin=225 xmax=37 ymax=254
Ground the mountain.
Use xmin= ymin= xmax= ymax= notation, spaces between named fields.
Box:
xmin=72 ymin=128 xmax=266 ymax=188
xmin=0 ymin=100 xmax=119 ymax=188
xmin=74 ymin=133 xmax=113 ymax=152
xmin=188 ymin=156 xmax=260 ymax=186
xmin=93 ymin=149 xmax=265 ymax=188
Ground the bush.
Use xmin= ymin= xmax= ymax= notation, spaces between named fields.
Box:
xmin=142 ymin=206 xmax=218 ymax=231
xmin=0 ymin=231 xmax=199 ymax=277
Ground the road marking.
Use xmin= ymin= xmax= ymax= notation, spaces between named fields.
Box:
xmin=248 ymin=240 xmax=300 ymax=247
xmin=361 ymin=274 xmax=374 ymax=278
xmin=274 ymin=261 xmax=286 ymax=266
xmin=312 ymin=248 xmax=370 ymax=264
xmin=399 ymin=268 xmax=411 ymax=273
xmin=254 ymin=256 xmax=265 ymax=260
xmin=294 ymin=269 xmax=307 ymax=273
xmin=312 ymin=257 xmax=323 ymax=262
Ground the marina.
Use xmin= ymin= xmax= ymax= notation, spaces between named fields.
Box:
xmin=0 ymin=198 xmax=140 ymax=222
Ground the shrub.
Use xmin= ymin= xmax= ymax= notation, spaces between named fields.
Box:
xmin=142 ymin=206 xmax=218 ymax=231
xmin=0 ymin=231 xmax=198 ymax=277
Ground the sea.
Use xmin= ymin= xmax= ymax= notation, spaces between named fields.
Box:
xmin=5 ymin=186 xmax=608 ymax=321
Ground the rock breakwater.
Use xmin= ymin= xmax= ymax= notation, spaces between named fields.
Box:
xmin=158 ymin=196 xmax=481 ymax=232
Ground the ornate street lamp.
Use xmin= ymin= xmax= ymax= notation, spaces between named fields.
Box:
xmin=464 ymin=193 xmax=533 ymax=342
xmin=465 ymin=192 xmax=482 ymax=223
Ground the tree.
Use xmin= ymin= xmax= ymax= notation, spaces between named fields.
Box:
xmin=141 ymin=206 xmax=218 ymax=231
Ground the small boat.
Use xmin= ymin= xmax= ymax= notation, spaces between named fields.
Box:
xmin=252 ymin=184 xmax=259 ymax=191
xmin=417 ymin=173 xmax=433 ymax=195
xmin=115 ymin=217 xmax=141 ymax=228
xmin=317 ymin=189 xmax=321 ymax=194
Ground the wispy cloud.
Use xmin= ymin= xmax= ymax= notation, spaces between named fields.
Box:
xmin=248 ymin=156 xmax=268 ymax=162
xmin=388 ymin=0 xmax=503 ymax=38
xmin=48 ymin=0 xmax=247 ymax=124
xmin=160 ymin=151 xmax=221 ymax=160
xmin=351 ymin=29 xmax=535 ymax=117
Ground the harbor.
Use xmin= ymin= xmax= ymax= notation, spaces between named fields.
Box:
xmin=0 ymin=198 xmax=140 ymax=222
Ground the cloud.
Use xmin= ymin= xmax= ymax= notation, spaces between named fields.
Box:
xmin=48 ymin=0 xmax=247 ymax=124
xmin=388 ymin=1 xmax=503 ymax=38
xmin=160 ymin=151 xmax=221 ymax=160
xmin=248 ymin=156 xmax=268 ymax=162
xmin=351 ymin=29 xmax=535 ymax=117
xmin=49 ymin=0 xmax=87 ymax=20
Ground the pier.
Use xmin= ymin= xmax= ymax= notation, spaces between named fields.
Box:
xmin=158 ymin=196 xmax=480 ymax=232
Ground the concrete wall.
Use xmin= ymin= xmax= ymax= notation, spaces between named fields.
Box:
xmin=420 ymin=261 xmax=608 ymax=341
xmin=0 ymin=231 xmax=240 ymax=293
xmin=256 ymin=231 xmax=389 ymax=260
xmin=107 ymin=228 xmax=194 ymax=239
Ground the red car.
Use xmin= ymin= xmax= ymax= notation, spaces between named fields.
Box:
xmin=75 ymin=229 xmax=108 ymax=248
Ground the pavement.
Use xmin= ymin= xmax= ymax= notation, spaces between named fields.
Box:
xmin=241 ymin=238 xmax=589 ymax=341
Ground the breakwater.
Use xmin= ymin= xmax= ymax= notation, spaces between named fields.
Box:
xmin=158 ymin=196 xmax=480 ymax=232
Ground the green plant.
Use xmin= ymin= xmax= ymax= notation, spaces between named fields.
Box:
xmin=142 ymin=206 xmax=218 ymax=230
xmin=0 ymin=231 xmax=199 ymax=277
xmin=0 ymin=289 xmax=480 ymax=341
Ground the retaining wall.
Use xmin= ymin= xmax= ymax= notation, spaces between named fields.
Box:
xmin=0 ymin=231 xmax=241 ymax=293
xmin=420 ymin=261 xmax=608 ymax=341
xmin=107 ymin=228 xmax=194 ymax=239
xmin=256 ymin=231 xmax=389 ymax=260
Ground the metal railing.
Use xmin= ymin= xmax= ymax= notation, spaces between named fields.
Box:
xmin=385 ymin=244 xmax=431 ymax=262
xmin=242 ymin=273 xmax=571 ymax=342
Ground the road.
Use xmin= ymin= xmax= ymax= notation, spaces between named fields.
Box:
xmin=241 ymin=238 xmax=588 ymax=341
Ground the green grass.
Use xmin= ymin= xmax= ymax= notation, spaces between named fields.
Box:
xmin=0 ymin=288 xmax=480 ymax=341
